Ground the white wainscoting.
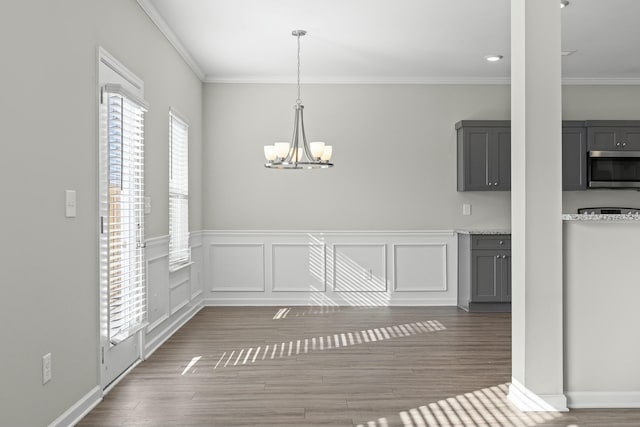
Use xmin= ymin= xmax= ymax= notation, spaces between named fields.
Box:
xmin=143 ymin=232 xmax=205 ymax=358
xmin=203 ymin=231 xmax=457 ymax=306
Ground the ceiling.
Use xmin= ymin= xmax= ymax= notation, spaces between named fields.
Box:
xmin=138 ymin=0 xmax=640 ymax=84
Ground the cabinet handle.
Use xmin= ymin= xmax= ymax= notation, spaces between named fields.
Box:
xmin=617 ymin=142 xmax=621 ymax=147
xmin=494 ymin=182 xmax=498 ymax=186
xmin=502 ymin=255 xmax=507 ymax=259
xmin=499 ymin=241 xmax=503 ymax=245
xmin=496 ymin=255 xmax=500 ymax=259
xmin=488 ymin=182 xmax=493 ymax=186
xmin=623 ymin=142 xmax=627 ymax=147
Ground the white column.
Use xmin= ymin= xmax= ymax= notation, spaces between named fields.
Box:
xmin=509 ymin=0 xmax=567 ymax=412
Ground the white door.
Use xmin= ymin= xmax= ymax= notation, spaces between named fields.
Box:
xmin=98 ymin=49 xmax=149 ymax=388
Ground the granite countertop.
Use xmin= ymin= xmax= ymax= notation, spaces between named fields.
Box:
xmin=457 ymin=230 xmax=511 ymax=235
xmin=563 ymin=213 xmax=640 ymax=221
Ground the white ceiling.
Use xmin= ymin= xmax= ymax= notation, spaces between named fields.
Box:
xmin=138 ymin=0 xmax=640 ymax=84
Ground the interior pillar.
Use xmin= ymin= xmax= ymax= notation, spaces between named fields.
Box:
xmin=509 ymin=0 xmax=567 ymax=411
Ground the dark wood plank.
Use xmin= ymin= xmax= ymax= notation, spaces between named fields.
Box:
xmin=78 ymin=307 xmax=640 ymax=426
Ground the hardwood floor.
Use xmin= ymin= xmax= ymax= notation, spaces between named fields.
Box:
xmin=79 ymin=307 xmax=640 ymax=426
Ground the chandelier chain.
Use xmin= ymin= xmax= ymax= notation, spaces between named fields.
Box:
xmin=296 ymin=32 xmax=301 ymax=105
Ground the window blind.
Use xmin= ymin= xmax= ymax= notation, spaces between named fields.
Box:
xmin=169 ymin=111 xmax=190 ymax=267
xmin=103 ymin=85 xmax=148 ymax=344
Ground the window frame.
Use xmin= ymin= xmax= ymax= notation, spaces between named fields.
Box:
xmin=168 ymin=108 xmax=191 ymax=270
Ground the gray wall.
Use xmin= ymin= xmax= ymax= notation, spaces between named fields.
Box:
xmin=203 ymin=84 xmax=512 ymax=230
xmin=203 ymin=84 xmax=640 ymax=231
xmin=0 ymin=1 xmax=202 ymax=426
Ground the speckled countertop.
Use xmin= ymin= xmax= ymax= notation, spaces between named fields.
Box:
xmin=563 ymin=213 xmax=640 ymax=221
xmin=457 ymin=230 xmax=511 ymax=235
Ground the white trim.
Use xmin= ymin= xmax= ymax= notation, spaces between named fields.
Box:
xmin=508 ymin=378 xmax=568 ymax=412
xmin=203 ymin=76 xmax=512 ymax=85
xmin=562 ymin=77 xmax=640 ymax=85
xmin=103 ymin=359 xmax=143 ymax=395
xmin=203 ymin=230 xmax=456 ymax=236
xmin=208 ymin=243 xmax=266 ymax=292
xmin=392 ymin=243 xmax=448 ymax=292
xmin=98 ymin=47 xmax=144 ymax=91
xmin=146 ymin=234 xmax=170 ymax=247
xmin=169 ymin=261 xmax=194 ymax=273
xmin=136 ymin=0 xmax=205 ymax=81
xmin=566 ymin=391 xmax=640 ymax=408
xmin=191 ymin=289 xmax=204 ymax=300
xmin=271 ymin=243 xmax=326 ymax=292
xmin=204 ymin=76 xmax=640 ymax=85
xmin=144 ymin=302 xmax=203 ymax=358
xmin=203 ymin=297 xmax=456 ymax=306
xmin=146 ymin=313 xmax=170 ymax=334
xmin=332 ymin=243 xmax=388 ymax=293
xmin=47 ymin=386 xmax=102 ymax=427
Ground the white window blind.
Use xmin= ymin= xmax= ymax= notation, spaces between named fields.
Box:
xmin=169 ymin=110 xmax=190 ymax=267
xmin=102 ymin=84 xmax=148 ymax=344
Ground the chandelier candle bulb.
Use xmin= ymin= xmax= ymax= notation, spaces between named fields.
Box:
xmin=310 ymin=142 xmax=326 ymax=159
xmin=264 ymin=145 xmax=277 ymax=161
xmin=321 ymin=145 xmax=333 ymax=161
xmin=274 ymin=142 xmax=290 ymax=159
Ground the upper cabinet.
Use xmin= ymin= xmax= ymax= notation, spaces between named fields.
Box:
xmin=562 ymin=121 xmax=587 ymax=191
xmin=586 ymin=121 xmax=640 ymax=151
xmin=456 ymin=120 xmax=587 ymax=192
xmin=456 ymin=121 xmax=511 ymax=191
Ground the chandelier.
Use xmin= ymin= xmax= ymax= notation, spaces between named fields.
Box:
xmin=264 ymin=30 xmax=334 ymax=169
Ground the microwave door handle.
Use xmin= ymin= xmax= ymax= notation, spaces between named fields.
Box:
xmin=589 ymin=150 xmax=640 ymax=158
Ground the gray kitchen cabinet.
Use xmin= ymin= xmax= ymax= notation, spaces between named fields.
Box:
xmin=586 ymin=121 xmax=640 ymax=151
xmin=458 ymin=233 xmax=511 ymax=312
xmin=562 ymin=121 xmax=587 ymax=190
xmin=456 ymin=121 xmax=511 ymax=191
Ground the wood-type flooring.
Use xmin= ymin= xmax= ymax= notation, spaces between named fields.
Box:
xmin=79 ymin=306 xmax=640 ymax=426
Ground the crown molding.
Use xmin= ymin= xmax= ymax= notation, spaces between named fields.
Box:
xmin=136 ymin=0 xmax=205 ymax=81
xmin=561 ymin=77 xmax=640 ymax=85
xmin=203 ymin=76 xmax=512 ymax=85
xmin=204 ymin=75 xmax=640 ymax=85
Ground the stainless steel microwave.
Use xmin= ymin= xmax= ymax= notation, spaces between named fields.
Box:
xmin=588 ymin=151 xmax=640 ymax=188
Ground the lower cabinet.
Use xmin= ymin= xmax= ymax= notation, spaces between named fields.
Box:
xmin=458 ymin=233 xmax=511 ymax=312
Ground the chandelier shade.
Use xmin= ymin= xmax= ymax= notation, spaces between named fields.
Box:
xmin=264 ymin=30 xmax=334 ymax=169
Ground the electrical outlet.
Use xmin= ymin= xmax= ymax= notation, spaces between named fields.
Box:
xmin=42 ymin=353 xmax=52 ymax=384
xmin=463 ymin=203 xmax=472 ymax=216
xmin=65 ymin=190 xmax=77 ymax=217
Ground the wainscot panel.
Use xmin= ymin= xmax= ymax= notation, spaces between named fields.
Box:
xmin=143 ymin=234 xmax=205 ymax=359
xmin=202 ymin=231 xmax=457 ymax=306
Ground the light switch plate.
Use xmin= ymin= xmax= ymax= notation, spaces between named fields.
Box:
xmin=65 ymin=190 xmax=76 ymax=218
xmin=42 ymin=353 xmax=52 ymax=384
xmin=144 ymin=196 xmax=152 ymax=214
xmin=463 ymin=203 xmax=472 ymax=216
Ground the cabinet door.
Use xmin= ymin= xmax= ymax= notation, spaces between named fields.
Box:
xmin=471 ymin=251 xmax=501 ymax=302
xmin=491 ymin=129 xmax=511 ymax=190
xmin=501 ymin=253 xmax=511 ymax=302
xmin=621 ymin=128 xmax=640 ymax=150
xmin=588 ymin=127 xmax=619 ymax=151
xmin=562 ymin=127 xmax=587 ymax=190
xmin=463 ymin=128 xmax=492 ymax=190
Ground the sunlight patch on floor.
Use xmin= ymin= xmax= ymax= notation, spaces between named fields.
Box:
xmin=357 ymin=383 xmax=564 ymax=427
xmin=198 ymin=319 xmax=446 ymax=372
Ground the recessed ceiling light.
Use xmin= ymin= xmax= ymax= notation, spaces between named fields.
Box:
xmin=560 ymin=0 xmax=570 ymax=8
xmin=561 ymin=50 xmax=577 ymax=56
xmin=484 ymin=55 xmax=503 ymax=62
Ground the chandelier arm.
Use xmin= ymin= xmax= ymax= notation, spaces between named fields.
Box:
xmin=286 ymin=106 xmax=300 ymax=163
xmin=299 ymin=105 xmax=314 ymax=161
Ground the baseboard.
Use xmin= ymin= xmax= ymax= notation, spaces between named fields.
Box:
xmin=508 ymin=378 xmax=568 ymax=412
xmin=144 ymin=301 xmax=204 ymax=359
xmin=47 ymin=386 xmax=102 ymax=427
xmin=567 ymin=391 xmax=640 ymax=408
xmin=203 ymin=297 xmax=457 ymax=307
